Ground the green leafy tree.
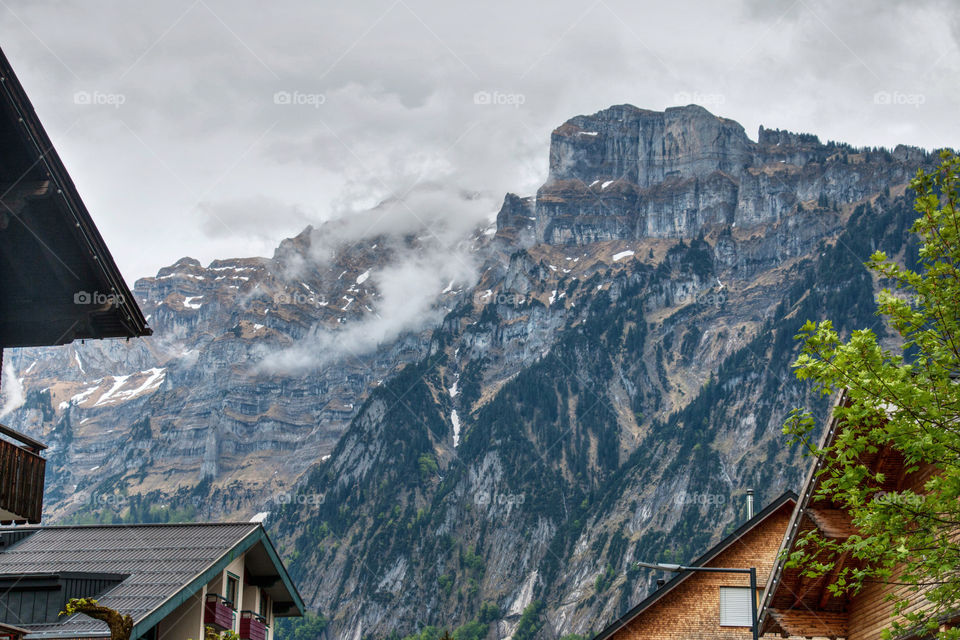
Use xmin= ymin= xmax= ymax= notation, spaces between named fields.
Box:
xmin=784 ymin=150 xmax=960 ymax=640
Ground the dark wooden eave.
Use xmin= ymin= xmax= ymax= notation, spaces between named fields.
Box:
xmin=758 ymin=391 xmax=920 ymax=640
xmin=766 ymin=608 xmax=849 ymax=639
xmin=0 ymin=46 xmax=150 ymax=348
xmin=0 ymin=423 xmax=46 ymax=453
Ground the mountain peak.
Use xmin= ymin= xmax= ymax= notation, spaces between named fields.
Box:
xmin=547 ymin=103 xmax=752 ymax=188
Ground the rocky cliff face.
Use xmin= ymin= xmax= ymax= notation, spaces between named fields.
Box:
xmin=2 ymin=104 xmax=935 ymax=640
xmin=535 ymin=104 xmax=922 ymax=247
xmin=3 ymin=228 xmax=466 ymax=519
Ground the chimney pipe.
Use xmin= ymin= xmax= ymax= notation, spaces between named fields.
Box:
xmin=746 ymin=489 xmax=755 ymax=519
xmin=656 ymin=579 xmax=665 ymax=589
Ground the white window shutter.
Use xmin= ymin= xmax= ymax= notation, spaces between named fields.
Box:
xmin=719 ymin=587 xmax=754 ymax=627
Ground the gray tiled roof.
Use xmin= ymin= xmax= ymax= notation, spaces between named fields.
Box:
xmin=0 ymin=523 xmax=261 ymax=638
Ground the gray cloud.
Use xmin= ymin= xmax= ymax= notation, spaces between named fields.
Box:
xmin=0 ymin=360 xmax=26 ymax=420
xmin=198 ymin=195 xmax=313 ymax=241
xmin=0 ymin=0 xmax=957 ymax=282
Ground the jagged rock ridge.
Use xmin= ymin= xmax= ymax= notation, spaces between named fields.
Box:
xmin=2 ymin=104 xmax=937 ymax=639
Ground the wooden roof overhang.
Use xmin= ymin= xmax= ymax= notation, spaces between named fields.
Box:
xmin=759 ymin=391 xmax=918 ymax=639
xmin=0 ymin=46 xmax=150 ymax=348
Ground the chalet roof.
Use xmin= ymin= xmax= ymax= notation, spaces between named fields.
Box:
xmin=757 ymin=389 xmax=918 ymax=639
xmin=0 ymin=46 xmax=150 ymax=348
xmin=757 ymin=390 xmax=850 ymax=638
xmin=0 ymin=522 xmax=304 ymax=639
xmin=593 ymin=490 xmax=798 ymax=640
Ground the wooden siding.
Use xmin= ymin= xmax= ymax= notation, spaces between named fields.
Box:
xmin=0 ymin=574 xmax=124 ymax=626
xmin=609 ymin=502 xmax=793 ymax=640
xmin=0 ymin=437 xmax=44 ymax=524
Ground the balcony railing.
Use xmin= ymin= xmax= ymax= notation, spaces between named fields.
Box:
xmin=204 ymin=594 xmax=235 ymax=631
xmin=0 ymin=425 xmax=46 ymax=524
xmin=239 ymin=611 xmax=267 ymax=640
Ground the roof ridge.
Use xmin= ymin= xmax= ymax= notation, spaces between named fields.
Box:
xmin=2 ymin=521 xmax=260 ymax=531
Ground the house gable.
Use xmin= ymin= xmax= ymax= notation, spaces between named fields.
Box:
xmin=595 ymin=492 xmax=796 ymax=640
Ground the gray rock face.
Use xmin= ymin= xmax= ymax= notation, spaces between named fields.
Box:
xmin=537 ymin=104 xmax=927 ymax=245
xmin=3 ymin=102 xmax=941 ymax=640
xmin=494 ymin=193 xmax=536 ymax=248
xmin=548 ymin=105 xmax=752 ymax=188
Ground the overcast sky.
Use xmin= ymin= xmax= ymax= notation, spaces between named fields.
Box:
xmin=2 ymin=0 xmax=957 ymax=281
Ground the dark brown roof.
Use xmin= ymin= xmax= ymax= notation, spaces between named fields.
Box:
xmin=0 ymin=522 xmax=304 ymax=638
xmin=0 ymin=46 xmax=150 ymax=348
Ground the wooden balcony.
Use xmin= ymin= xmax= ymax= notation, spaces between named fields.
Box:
xmin=204 ymin=594 xmax=235 ymax=631
xmin=239 ymin=611 xmax=267 ymax=640
xmin=0 ymin=424 xmax=46 ymax=525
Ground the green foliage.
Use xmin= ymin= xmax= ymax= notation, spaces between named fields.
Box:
xmin=438 ymin=573 xmax=455 ymax=596
xmin=476 ymin=602 xmax=500 ymax=624
xmin=512 ymin=601 xmax=546 ymax=640
xmin=451 ymin=619 xmax=487 ymax=640
xmin=418 ymin=453 xmax=439 ymax=481
xmin=197 ymin=626 xmax=240 ymax=640
xmin=460 ymin=546 xmax=485 ymax=575
xmin=274 ymin=612 xmax=329 ymax=640
xmin=594 ymin=563 xmax=616 ymax=593
xmin=400 ymin=625 xmax=444 ymax=640
xmin=784 ymin=151 xmax=960 ymax=640
xmin=60 ymin=598 xmax=133 ymax=640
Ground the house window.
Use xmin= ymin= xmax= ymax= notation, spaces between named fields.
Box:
xmin=259 ymin=592 xmax=270 ymax=622
xmin=719 ymin=587 xmax=754 ymax=627
xmin=226 ymin=573 xmax=240 ymax=610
